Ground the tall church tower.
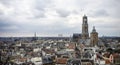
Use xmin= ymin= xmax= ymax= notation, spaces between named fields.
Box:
xmin=82 ymin=15 xmax=89 ymax=39
xmin=90 ymin=26 xmax=98 ymax=47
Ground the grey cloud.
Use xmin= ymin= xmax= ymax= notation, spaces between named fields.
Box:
xmin=45 ymin=21 xmax=80 ymax=33
xmin=0 ymin=0 xmax=119 ymax=36
xmin=105 ymin=0 xmax=120 ymax=18
xmin=17 ymin=20 xmax=80 ymax=34
xmin=95 ymin=10 xmax=109 ymax=17
xmin=0 ymin=0 xmax=13 ymax=6
xmin=0 ymin=19 xmax=17 ymax=32
xmin=56 ymin=9 xmax=70 ymax=17
xmin=31 ymin=10 xmax=45 ymax=19
xmin=98 ymin=0 xmax=120 ymax=18
xmin=34 ymin=0 xmax=46 ymax=11
xmin=32 ymin=0 xmax=54 ymax=18
xmin=0 ymin=20 xmax=11 ymax=27
xmin=105 ymin=0 xmax=120 ymax=7
xmin=89 ymin=9 xmax=109 ymax=17
xmin=0 ymin=10 xmax=4 ymax=15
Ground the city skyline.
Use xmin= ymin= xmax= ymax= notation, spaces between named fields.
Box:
xmin=0 ymin=0 xmax=120 ymax=37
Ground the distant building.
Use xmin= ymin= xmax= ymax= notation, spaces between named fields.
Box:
xmin=82 ymin=15 xmax=89 ymax=40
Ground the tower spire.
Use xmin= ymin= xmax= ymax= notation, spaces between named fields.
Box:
xmin=82 ymin=15 xmax=89 ymax=39
xmin=92 ymin=26 xmax=96 ymax=32
xmin=34 ymin=32 xmax=36 ymax=37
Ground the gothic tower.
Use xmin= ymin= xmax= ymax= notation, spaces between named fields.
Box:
xmin=90 ymin=26 xmax=98 ymax=47
xmin=82 ymin=15 xmax=89 ymax=39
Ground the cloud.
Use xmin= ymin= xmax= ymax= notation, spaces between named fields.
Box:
xmin=0 ymin=19 xmax=18 ymax=32
xmin=89 ymin=9 xmax=109 ymax=17
xmin=56 ymin=9 xmax=70 ymax=17
xmin=0 ymin=0 xmax=119 ymax=37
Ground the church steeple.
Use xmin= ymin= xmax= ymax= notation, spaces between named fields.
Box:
xmin=33 ymin=32 xmax=37 ymax=41
xmin=82 ymin=15 xmax=89 ymax=39
xmin=34 ymin=32 xmax=36 ymax=38
xmin=92 ymin=26 xmax=96 ymax=32
xmin=90 ymin=26 xmax=98 ymax=47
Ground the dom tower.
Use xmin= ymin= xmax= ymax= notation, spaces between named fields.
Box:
xmin=82 ymin=15 xmax=89 ymax=39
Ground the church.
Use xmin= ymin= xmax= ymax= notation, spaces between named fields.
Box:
xmin=73 ymin=15 xmax=99 ymax=47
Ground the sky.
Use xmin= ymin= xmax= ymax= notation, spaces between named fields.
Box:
xmin=0 ymin=0 xmax=120 ymax=37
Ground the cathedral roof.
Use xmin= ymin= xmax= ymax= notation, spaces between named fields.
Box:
xmin=91 ymin=26 xmax=98 ymax=34
xmin=92 ymin=26 xmax=96 ymax=32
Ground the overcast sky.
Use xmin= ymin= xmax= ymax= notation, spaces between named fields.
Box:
xmin=0 ymin=0 xmax=120 ymax=37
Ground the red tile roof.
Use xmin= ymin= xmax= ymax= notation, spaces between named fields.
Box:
xmin=56 ymin=58 xmax=68 ymax=64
